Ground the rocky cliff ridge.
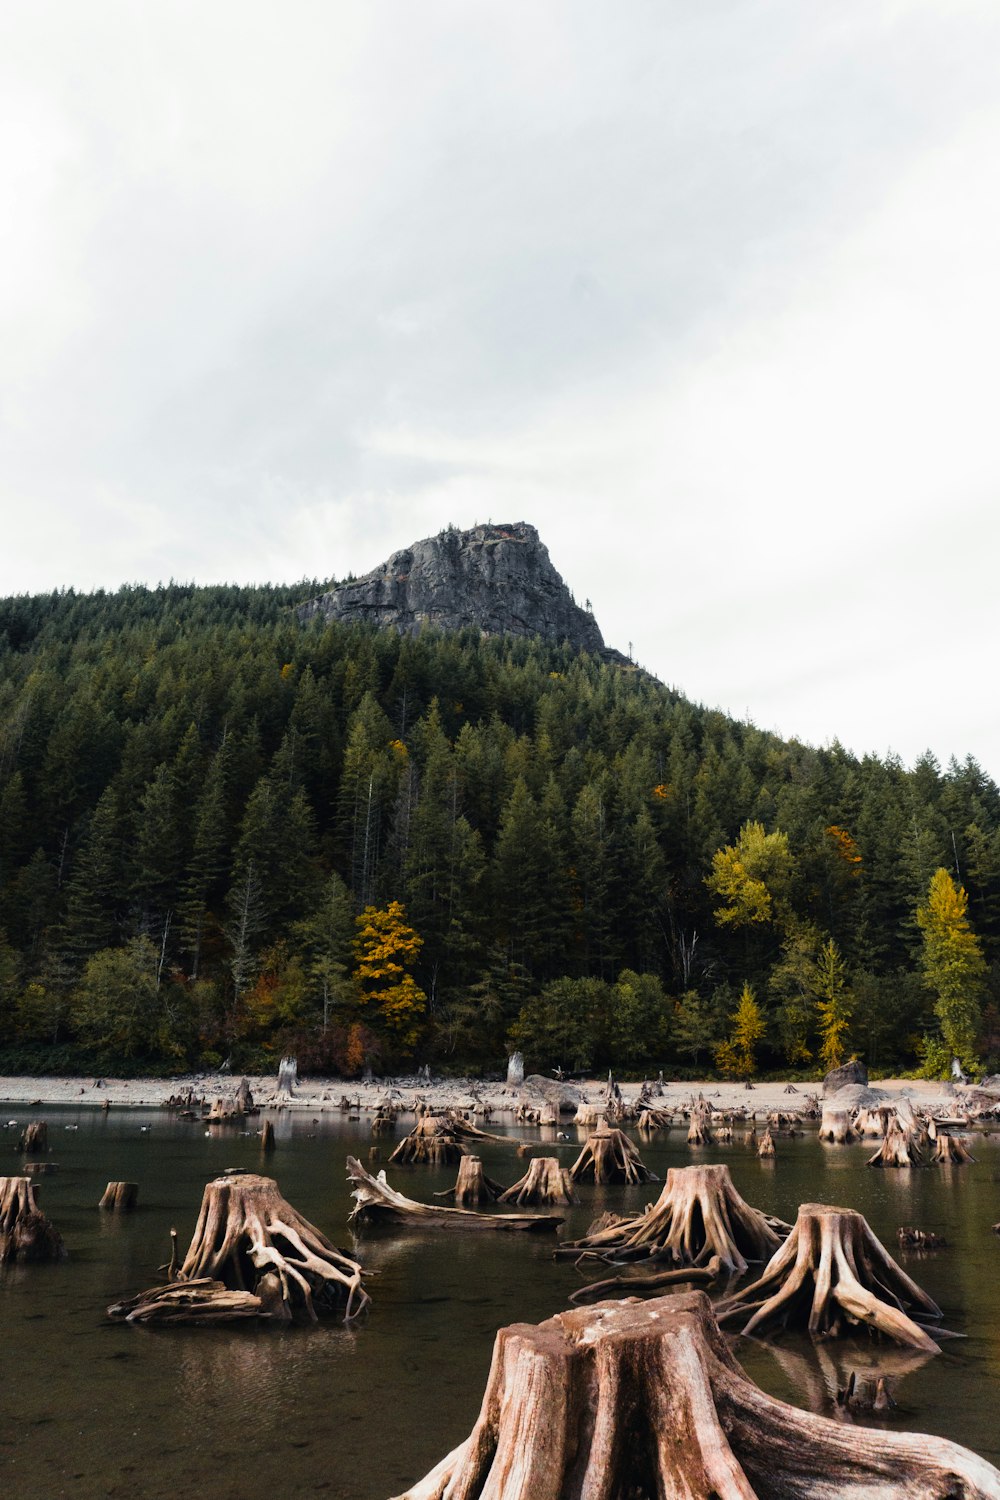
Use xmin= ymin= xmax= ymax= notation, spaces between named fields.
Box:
xmin=298 ymin=523 xmax=622 ymax=659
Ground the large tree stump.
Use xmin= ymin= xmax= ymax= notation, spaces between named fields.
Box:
xmin=717 ymin=1202 xmax=944 ymax=1350
xmin=100 ymin=1181 xmax=139 ymax=1212
xmin=18 ymin=1120 xmax=48 ymax=1155
xmin=347 ymin=1157 xmax=562 ymax=1233
xmin=757 ymin=1127 xmax=776 ymax=1159
xmin=932 ymin=1132 xmax=975 ymax=1165
xmin=687 ymin=1097 xmax=713 ymax=1145
xmin=108 ymin=1172 xmax=368 ymax=1323
xmin=868 ymin=1119 xmax=924 ymax=1168
xmin=636 ymin=1106 xmax=671 ymax=1133
xmin=497 ymin=1156 xmax=577 ymax=1206
xmin=388 ymin=1292 xmax=1000 ymax=1500
xmin=569 ymin=1127 xmax=651 ymax=1185
xmin=572 ymin=1102 xmax=601 ymax=1126
xmin=556 ymin=1163 xmax=787 ymax=1276
xmin=0 ymin=1176 xmax=66 ymax=1262
xmin=389 ymin=1116 xmax=466 ymax=1166
xmin=435 ymin=1156 xmax=506 ymax=1206
xmin=819 ymin=1104 xmax=855 ymax=1143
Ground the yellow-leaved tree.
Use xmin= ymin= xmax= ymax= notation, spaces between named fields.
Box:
xmin=917 ymin=868 xmax=986 ymax=1074
xmin=715 ymin=982 xmax=766 ymax=1078
xmin=706 ymin=821 xmax=794 ymax=929
xmin=812 ymin=937 xmax=853 ymax=1072
xmin=353 ymin=900 xmax=426 ymax=1052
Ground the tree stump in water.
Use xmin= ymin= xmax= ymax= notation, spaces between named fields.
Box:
xmin=556 ymin=1162 xmax=787 ymax=1276
xmin=435 ymin=1156 xmax=506 ymax=1206
xmin=636 ymin=1106 xmax=671 ymax=1133
xmin=717 ymin=1201 xmax=944 ymax=1350
xmin=819 ymin=1104 xmax=855 ymax=1143
xmin=260 ymin=1119 xmax=276 ymax=1153
xmin=388 ymin=1292 xmax=1000 ymax=1500
xmin=99 ymin=1181 xmax=138 ymax=1212
xmin=0 ymin=1176 xmax=66 ymax=1262
xmin=868 ymin=1119 xmax=924 ymax=1168
xmin=389 ymin=1116 xmax=466 ymax=1166
xmin=347 ymin=1157 xmax=563 ymax=1233
xmin=108 ymin=1172 xmax=369 ymax=1323
xmin=687 ymin=1097 xmax=713 ymax=1145
xmin=18 ymin=1120 xmax=48 ymax=1154
xmin=572 ymin=1102 xmax=601 ymax=1126
xmin=757 ymin=1127 xmax=776 ymax=1159
xmin=569 ymin=1127 xmax=650 ymax=1185
xmin=498 ymin=1156 xmax=576 ymax=1206
xmin=371 ymin=1110 xmax=396 ymax=1137
xmin=932 ymin=1133 xmax=975 ymax=1165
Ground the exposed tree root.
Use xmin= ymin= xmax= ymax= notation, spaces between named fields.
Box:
xmin=434 ymin=1156 xmax=506 ymax=1206
xmin=0 ymin=1175 xmax=66 ymax=1262
xmin=347 ymin=1157 xmax=563 ymax=1232
xmin=569 ymin=1127 xmax=651 ymax=1185
xmin=389 ymin=1292 xmax=1000 ymax=1500
xmin=497 ymin=1156 xmax=576 ymax=1206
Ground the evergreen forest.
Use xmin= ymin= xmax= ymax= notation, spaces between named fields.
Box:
xmin=0 ymin=580 xmax=997 ymax=1080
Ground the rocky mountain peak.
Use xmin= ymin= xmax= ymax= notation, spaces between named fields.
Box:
xmin=298 ymin=522 xmax=620 ymax=658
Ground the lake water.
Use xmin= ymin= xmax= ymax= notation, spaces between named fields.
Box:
xmin=3 ymin=1106 xmax=1000 ymax=1499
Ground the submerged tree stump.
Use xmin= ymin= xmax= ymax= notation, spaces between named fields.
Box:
xmin=498 ymin=1156 xmax=577 ymax=1206
xmin=868 ymin=1119 xmax=924 ymax=1168
xmin=819 ymin=1104 xmax=855 ymax=1143
xmin=0 ymin=1176 xmax=65 ymax=1262
xmin=388 ymin=1292 xmax=1000 ymax=1500
xmin=717 ymin=1202 xmax=944 ymax=1350
xmin=556 ymin=1163 xmax=787 ymax=1276
xmin=108 ymin=1172 xmax=368 ymax=1324
xmin=260 ymin=1119 xmax=276 ymax=1153
xmin=389 ymin=1117 xmax=466 ymax=1166
xmin=572 ymin=1102 xmax=601 ymax=1127
xmin=932 ymin=1133 xmax=975 ymax=1165
xmin=99 ymin=1181 xmax=139 ymax=1212
xmin=347 ymin=1157 xmax=562 ymax=1232
xmin=636 ymin=1106 xmax=671 ymax=1133
xmin=757 ymin=1127 xmax=776 ymax=1159
xmin=18 ymin=1120 xmax=48 ymax=1155
xmin=436 ymin=1155 xmax=506 ymax=1207
xmin=687 ymin=1097 xmax=713 ymax=1145
xmin=569 ymin=1127 xmax=650 ymax=1185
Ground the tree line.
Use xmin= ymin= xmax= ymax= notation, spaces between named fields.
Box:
xmin=0 ymin=579 xmax=997 ymax=1077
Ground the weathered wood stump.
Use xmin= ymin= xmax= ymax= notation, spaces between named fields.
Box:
xmin=717 ymin=1202 xmax=944 ymax=1350
xmin=24 ymin=1160 xmax=58 ymax=1175
xmin=898 ymin=1226 xmax=947 ymax=1250
xmin=868 ymin=1118 xmax=924 ymax=1168
xmin=235 ymin=1077 xmax=255 ymax=1114
xmin=572 ymin=1102 xmax=601 ymax=1126
xmin=389 ymin=1117 xmax=466 ymax=1166
xmin=757 ymin=1127 xmax=776 ymax=1159
xmin=819 ymin=1104 xmax=855 ymax=1143
xmin=100 ymin=1181 xmax=139 ymax=1212
xmin=569 ymin=1127 xmax=651 ymax=1185
xmin=18 ymin=1120 xmax=48 ymax=1154
xmin=435 ymin=1155 xmax=506 ymax=1206
xmin=636 ymin=1106 xmax=671 ymax=1133
xmin=260 ymin=1119 xmax=276 ymax=1152
xmin=347 ymin=1157 xmax=562 ymax=1233
xmin=556 ymin=1163 xmax=787 ymax=1275
xmin=687 ymin=1097 xmax=713 ymax=1145
xmin=0 ymin=1176 xmax=66 ymax=1262
xmin=371 ymin=1110 xmax=396 ymax=1137
xmin=388 ymin=1292 xmax=1000 ymax=1500
xmin=932 ymin=1133 xmax=975 ymax=1165
xmin=108 ymin=1172 xmax=368 ymax=1323
xmin=497 ymin=1156 xmax=576 ymax=1206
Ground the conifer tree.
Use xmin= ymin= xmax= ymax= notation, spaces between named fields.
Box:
xmin=917 ymin=868 xmax=986 ymax=1070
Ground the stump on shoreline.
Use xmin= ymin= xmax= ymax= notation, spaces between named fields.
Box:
xmin=347 ymin=1157 xmax=562 ymax=1233
xmin=497 ymin=1156 xmax=576 ymax=1206
xmin=388 ymin=1292 xmax=1000 ymax=1500
xmin=0 ymin=1176 xmax=66 ymax=1262
xmin=569 ymin=1127 xmax=651 ymax=1185
xmin=556 ymin=1163 xmax=787 ymax=1276
xmin=99 ymin=1181 xmax=138 ymax=1213
xmin=108 ymin=1172 xmax=369 ymax=1323
xmin=717 ymin=1201 xmax=943 ymax=1350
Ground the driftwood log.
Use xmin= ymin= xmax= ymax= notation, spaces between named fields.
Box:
xmin=569 ymin=1127 xmax=651 ymax=1185
xmin=18 ymin=1120 xmax=48 ymax=1154
xmin=108 ymin=1172 xmax=368 ymax=1323
xmin=717 ymin=1201 xmax=944 ymax=1350
xmin=0 ymin=1176 xmax=66 ymax=1262
xmin=568 ymin=1254 xmax=722 ymax=1304
xmin=497 ymin=1156 xmax=576 ymax=1206
xmin=99 ymin=1180 xmax=138 ymax=1212
xmin=556 ymin=1163 xmax=788 ymax=1276
xmin=347 ymin=1157 xmax=562 ymax=1233
xmin=388 ymin=1292 xmax=1000 ymax=1500
xmin=435 ymin=1156 xmax=506 ymax=1206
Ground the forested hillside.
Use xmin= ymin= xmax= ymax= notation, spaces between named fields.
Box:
xmin=0 ymin=580 xmax=997 ymax=1077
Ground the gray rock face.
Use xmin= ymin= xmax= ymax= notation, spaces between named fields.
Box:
xmin=298 ymin=522 xmax=616 ymax=657
xmin=822 ymin=1059 xmax=868 ymax=1096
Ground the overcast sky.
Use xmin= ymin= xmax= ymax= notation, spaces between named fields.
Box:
xmin=2 ymin=2 xmax=999 ymax=776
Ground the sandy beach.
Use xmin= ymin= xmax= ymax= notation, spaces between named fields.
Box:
xmin=0 ymin=1071 xmax=961 ymax=1116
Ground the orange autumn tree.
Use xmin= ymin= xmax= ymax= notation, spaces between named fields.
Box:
xmin=353 ymin=900 xmax=426 ymax=1052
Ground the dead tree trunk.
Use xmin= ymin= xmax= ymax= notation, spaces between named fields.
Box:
xmin=389 ymin=1117 xmax=466 ymax=1166
xmin=0 ymin=1176 xmax=65 ymax=1262
xmin=932 ymin=1133 xmax=975 ymax=1165
xmin=819 ymin=1104 xmax=855 ymax=1143
xmin=435 ymin=1155 xmax=506 ymax=1206
xmin=99 ymin=1181 xmax=138 ymax=1212
xmin=18 ymin=1120 xmax=48 ymax=1154
xmin=260 ymin=1119 xmax=276 ymax=1152
xmin=757 ymin=1128 xmax=776 ymax=1159
xmin=389 ymin=1292 xmax=1000 ymax=1500
xmin=687 ymin=1097 xmax=713 ymax=1145
xmin=556 ymin=1163 xmax=788 ymax=1276
xmin=568 ymin=1255 xmax=722 ymax=1304
xmin=347 ymin=1157 xmax=562 ymax=1232
xmin=717 ymin=1201 xmax=944 ymax=1350
xmin=572 ymin=1102 xmax=601 ymax=1126
xmin=569 ymin=1127 xmax=651 ymax=1185
xmin=868 ymin=1119 xmax=924 ymax=1168
xmin=108 ymin=1172 xmax=369 ymax=1323
xmin=498 ymin=1156 xmax=577 ymax=1206
xmin=636 ymin=1107 xmax=671 ymax=1133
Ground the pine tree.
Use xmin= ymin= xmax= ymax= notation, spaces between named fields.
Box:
xmin=917 ymin=868 xmax=986 ymax=1070
xmin=813 ymin=937 xmax=853 ymax=1071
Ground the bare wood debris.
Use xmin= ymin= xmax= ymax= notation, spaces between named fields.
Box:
xmin=347 ymin=1156 xmax=562 ymax=1233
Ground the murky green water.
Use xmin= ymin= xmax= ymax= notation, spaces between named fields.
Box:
xmin=3 ymin=1106 xmax=1000 ymax=1499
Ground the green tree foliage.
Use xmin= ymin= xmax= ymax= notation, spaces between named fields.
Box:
xmin=715 ymin=982 xmax=766 ymax=1078
xmin=917 ymin=868 xmax=987 ymax=1071
xmin=706 ymin=821 xmax=794 ymax=929
xmin=813 ymin=937 xmax=853 ymax=1071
